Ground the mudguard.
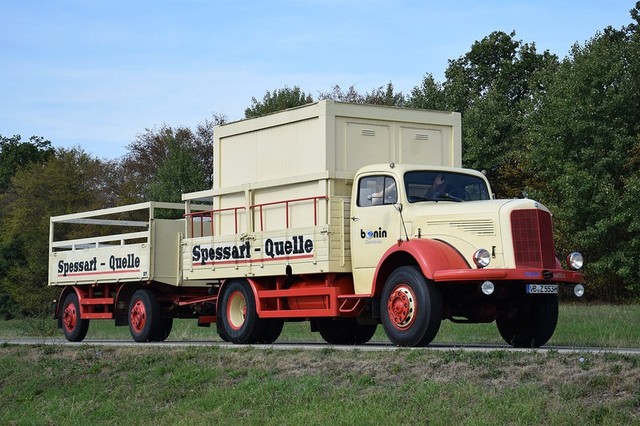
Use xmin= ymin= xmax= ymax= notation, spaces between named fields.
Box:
xmin=372 ymin=239 xmax=469 ymax=295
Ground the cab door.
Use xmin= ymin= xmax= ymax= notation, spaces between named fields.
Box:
xmin=350 ymin=174 xmax=400 ymax=293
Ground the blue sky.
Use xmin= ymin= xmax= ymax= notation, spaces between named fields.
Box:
xmin=1 ymin=0 xmax=635 ymax=159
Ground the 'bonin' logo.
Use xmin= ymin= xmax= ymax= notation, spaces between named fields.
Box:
xmin=360 ymin=228 xmax=387 ymax=239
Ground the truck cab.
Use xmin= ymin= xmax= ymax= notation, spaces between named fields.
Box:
xmin=350 ymin=162 xmax=584 ymax=347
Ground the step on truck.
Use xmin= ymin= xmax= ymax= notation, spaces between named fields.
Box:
xmin=49 ymin=100 xmax=585 ymax=347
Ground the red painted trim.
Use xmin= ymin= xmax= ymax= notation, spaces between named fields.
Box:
xmin=433 ymin=268 xmax=584 ymax=284
xmin=58 ymin=269 xmax=141 ymax=278
xmin=192 ymin=253 xmax=314 ymax=267
xmin=372 ymin=239 xmax=584 ymax=289
xmin=374 ymin=239 xmax=469 ymax=282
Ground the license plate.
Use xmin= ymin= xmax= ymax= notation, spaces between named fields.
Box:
xmin=526 ymin=284 xmax=558 ymax=294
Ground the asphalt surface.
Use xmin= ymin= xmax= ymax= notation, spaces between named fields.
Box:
xmin=2 ymin=338 xmax=640 ymax=355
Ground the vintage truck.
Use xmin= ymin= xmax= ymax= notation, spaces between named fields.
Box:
xmin=49 ymin=100 xmax=584 ymax=347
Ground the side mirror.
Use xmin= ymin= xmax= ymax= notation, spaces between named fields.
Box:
xmin=393 ymin=203 xmax=403 ymax=213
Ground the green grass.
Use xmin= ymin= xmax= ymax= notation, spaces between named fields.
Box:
xmin=0 ymin=345 xmax=639 ymax=425
xmin=2 ymin=303 xmax=639 ymax=348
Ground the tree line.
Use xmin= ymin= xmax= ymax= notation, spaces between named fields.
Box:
xmin=1 ymin=3 xmax=639 ymax=317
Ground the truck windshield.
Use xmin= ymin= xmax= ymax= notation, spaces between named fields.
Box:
xmin=404 ymin=171 xmax=491 ymax=202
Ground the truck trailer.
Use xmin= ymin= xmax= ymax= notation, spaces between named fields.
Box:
xmin=49 ymin=100 xmax=585 ymax=347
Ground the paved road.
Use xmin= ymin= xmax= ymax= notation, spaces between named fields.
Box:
xmin=3 ymin=338 xmax=639 ymax=355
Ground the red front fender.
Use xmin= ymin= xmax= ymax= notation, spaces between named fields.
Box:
xmin=372 ymin=239 xmax=470 ymax=296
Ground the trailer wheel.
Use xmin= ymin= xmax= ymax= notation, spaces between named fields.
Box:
xmin=317 ymin=318 xmax=377 ymax=345
xmin=61 ymin=293 xmax=89 ymax=342
xmin=381 ymin=266 xmax=442 ymax=347
xmin=155 ymin=317 xmax=173 ymax=342
xmin=219 ymin=280 xmax=267 ymax=344
xmin=128 ymin=289 xmax=162 ymax=342
xmin=497 ymin=294 xmax=558 ymax=348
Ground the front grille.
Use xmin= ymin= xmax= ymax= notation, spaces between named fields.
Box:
xmin=511 ymin=209 xmax=556 ymax=268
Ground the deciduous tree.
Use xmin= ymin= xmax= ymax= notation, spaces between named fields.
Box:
xmin=526 ymin=7 xmax=640 ymax=299
xmin=409 ymin=31 xmax=558 ymax=198
xmin=0 ymin=148 xmax=108 ymax=315
xmin=244 ymin=86 xmax=313 ymax=118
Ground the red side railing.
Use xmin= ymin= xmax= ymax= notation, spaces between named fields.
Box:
xmin=252 ymin=196 xmax=327 ymax=232
xmin=185 ymin=196 xmax=328 ymax=237
xmin=185 ymin=207 xmax=246 ymax=238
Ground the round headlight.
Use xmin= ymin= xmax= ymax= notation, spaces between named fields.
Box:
xmin=473 ymin=248 xmax=491 ymax=268
xmin=574 ymin=284 xmax=585 ymax=298
xmin=481 ymin=281 xmax=495 ymax=295
xmin=566 ymin=252 xmax=584 ymax=270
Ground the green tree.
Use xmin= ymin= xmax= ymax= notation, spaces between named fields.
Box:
xmin=148 ymin=139 xmax=209 ymax=203
xmin=407 ymin=74 xmax=446 ymax=110
xmin=527 ymin=6 xmax=640 ymax=299
xmin=319 ymin=82 xmax=405 ymax=106
xmin=117 ymin=117 xmax=221 ymax=204
xmin=244 ymin=86 xmax=314 ymax=118
xmin=0 ymin=148 xmax=108 ymax=315
xmin=0 ymin=134 xmax=55 ymax=317
xmin=0 ymin=134 xmax=54 ymax=192
xmin=409 ymin=31 xmax=558 ymax=197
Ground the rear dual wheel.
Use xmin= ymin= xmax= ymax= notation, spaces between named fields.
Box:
xmin=317 ymin=318 xmax=378 ymax=345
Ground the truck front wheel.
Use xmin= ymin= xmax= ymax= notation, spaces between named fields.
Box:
xmin=61 ymin=292 xmax=89 ymax=342
xmin=496 ymin=294 xmax=558 ymax=348
xmin=381 ymin=266 xmax=442 ymax=347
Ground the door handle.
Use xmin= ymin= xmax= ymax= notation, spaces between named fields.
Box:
xmin=351 ymin=216 xmax=359 ymax=221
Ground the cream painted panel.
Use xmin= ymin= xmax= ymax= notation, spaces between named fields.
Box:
xmin=343 ymin=122 xmax=391 ymax=173
xmin=399 ymin=127 xmax=448 ymax=166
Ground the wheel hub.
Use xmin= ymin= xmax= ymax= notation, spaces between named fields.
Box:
xmin=63 ymin=303 xmax=77 ymax=331
xmin=227 ymin=291 xmax=247 ymax=330
xmin=130 ymin=300 xmax=147 ymax=332
xmin=387 ymin=285 xmax=416 ymax=329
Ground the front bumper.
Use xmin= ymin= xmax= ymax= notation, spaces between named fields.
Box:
xmin=432 ymin=267 xmax=583 ymax=285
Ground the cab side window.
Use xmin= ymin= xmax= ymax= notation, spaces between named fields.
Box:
xmin=357 ymin=176 xmax=397 ymax=207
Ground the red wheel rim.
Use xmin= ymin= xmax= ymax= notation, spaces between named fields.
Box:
xmin=387 ymin=284 xmax=417 ymax=330
xmin=226 ymin=291 xmax=247 ymax=330
xmin=62 ymin=302 xmax=78 ymax=332
xmin=130 ymin=299 xmax=147 ymax=334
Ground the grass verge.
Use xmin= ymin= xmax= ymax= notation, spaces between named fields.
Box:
xmin=0 ymin=345 xmax=639 ymax=425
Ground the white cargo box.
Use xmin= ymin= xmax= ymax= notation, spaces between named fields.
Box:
xmin=213 ymin=100 xmax=461 ymax=189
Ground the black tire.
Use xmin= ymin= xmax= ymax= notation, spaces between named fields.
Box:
xmin=128 ymin=289 xmax=162 ymax=342
xmin=380 ymin=266 xmax=442 ymax=347
xmin=353 ymin=322 xmax=378 ymax=345
xmin=496 ymin=294 xmax=558 ymax=348
xmin=216 ymin=320 xmax=231 ymax=342
xmin=218 ymin=280 xmax=267 ymax=344
xmin=60 ymin=292 xmax=89 ymax=342
xmin=155 ymin=317 xmax=173 ymax=342
xmin=258 ymin=319 xmax=284 ymax=344
xmin=317 ymin=318 xmax=378 ymax=345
